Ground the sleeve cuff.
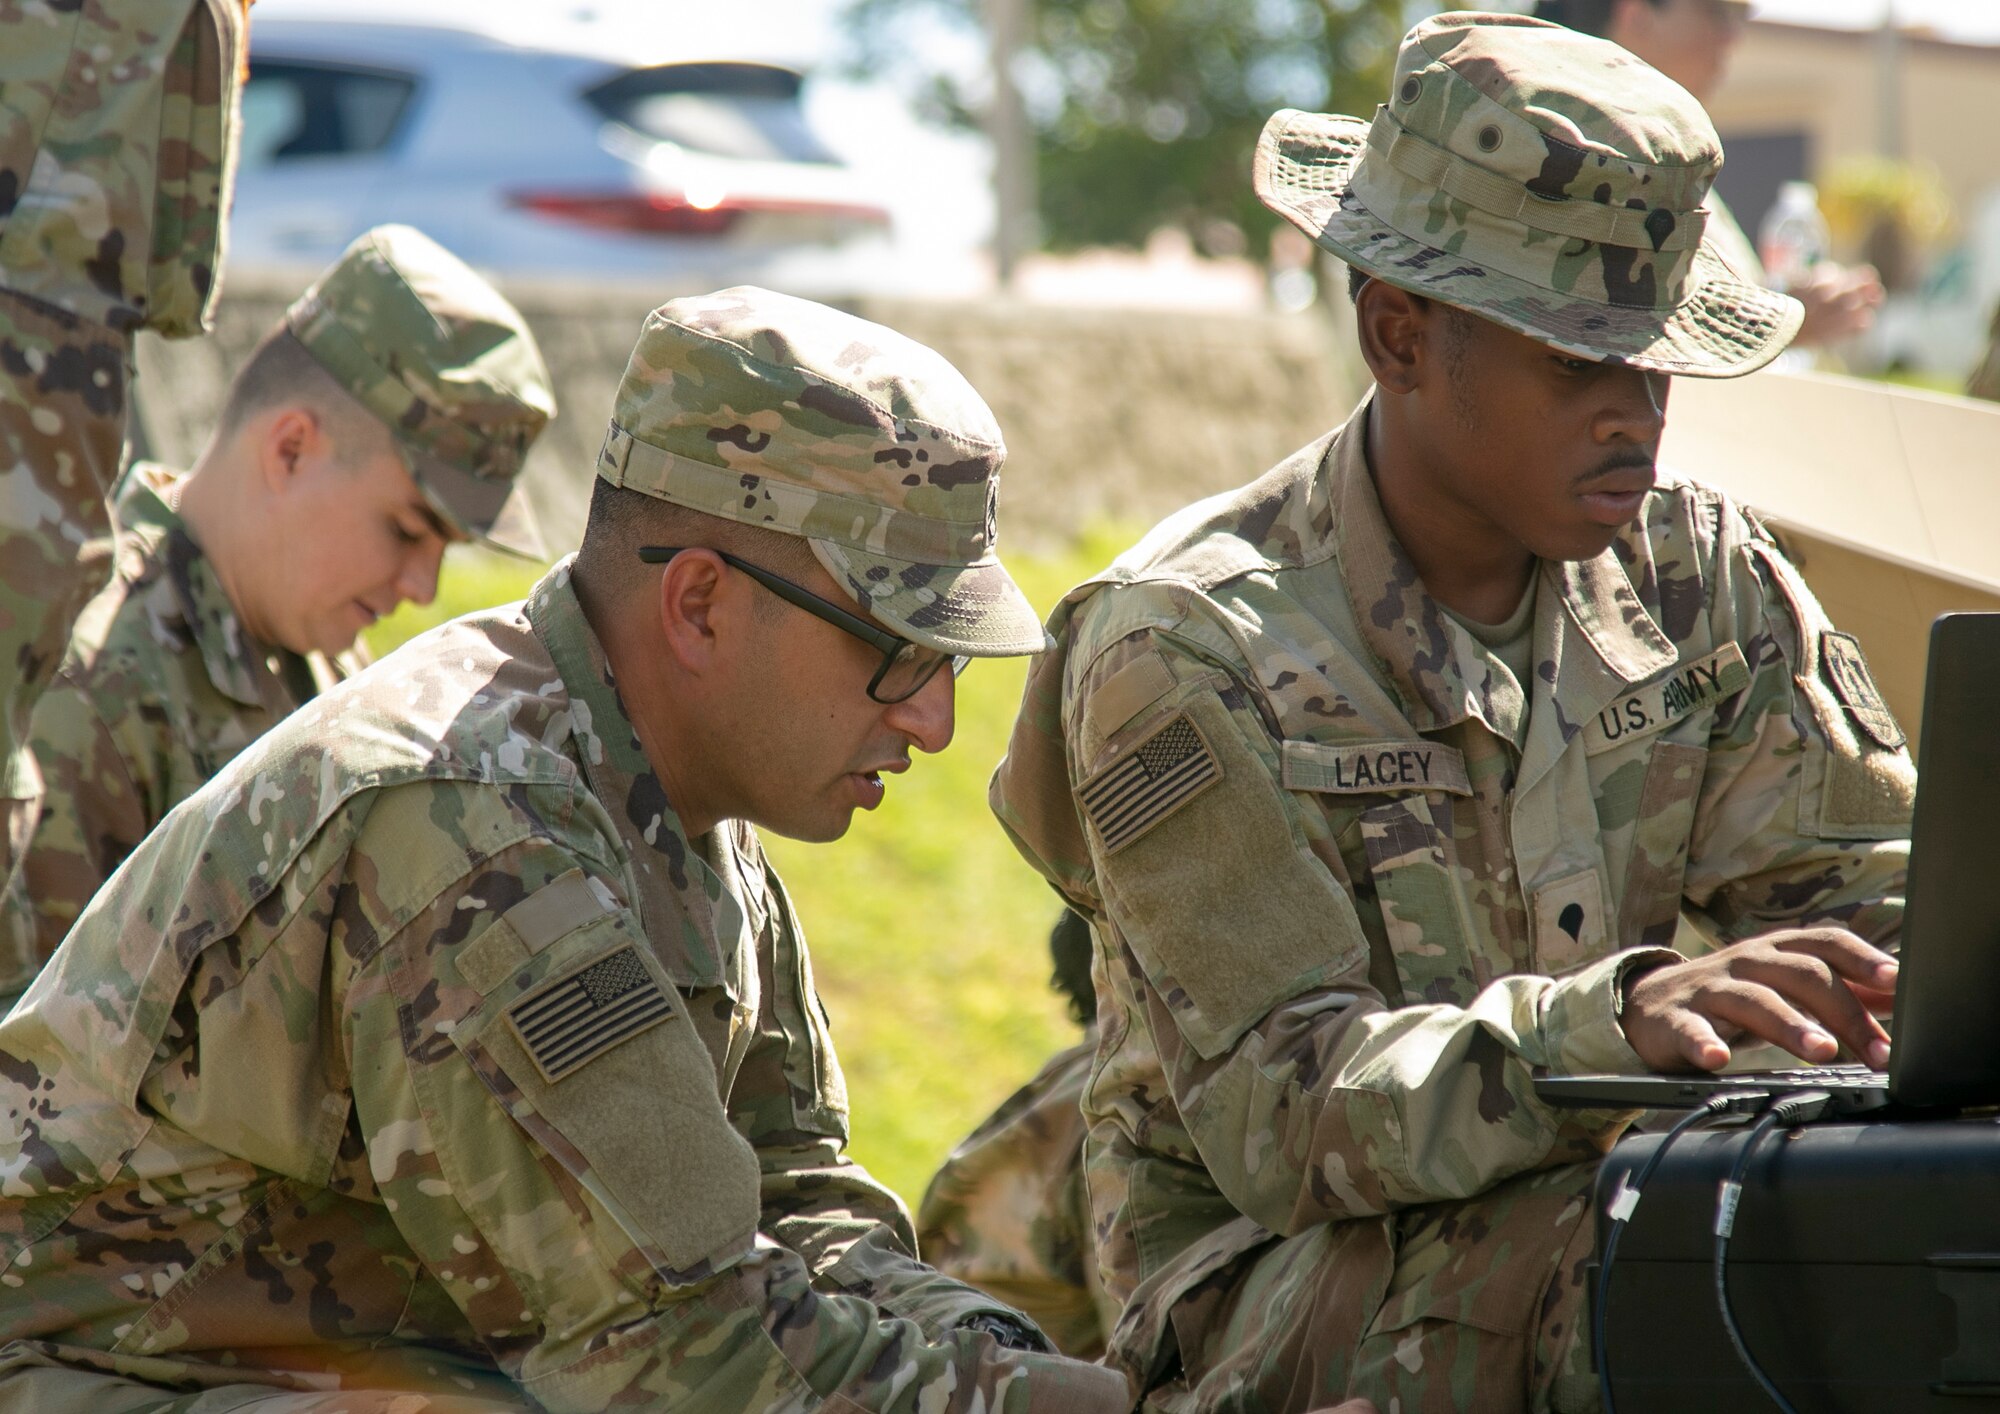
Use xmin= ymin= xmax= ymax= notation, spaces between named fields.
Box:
xmin=1540 ymin=947 xmax=1682 ymax=1075
xmin=818 ymin=1227 xmax=1047 ymax=1344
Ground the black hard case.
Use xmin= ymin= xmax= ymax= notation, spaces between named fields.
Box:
xmin=1594 ymin=1116 xmax=2000 ymax=1411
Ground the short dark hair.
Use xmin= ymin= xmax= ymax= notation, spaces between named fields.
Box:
xmin=578 ymin=474 xmax=826 ymax=621
xmin=215 ymin=327 xmax=390 ymax=466
xmin=1531 ymin=0 xmax=1661 ymax=39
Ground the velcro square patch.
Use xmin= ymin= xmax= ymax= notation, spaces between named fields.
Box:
xmin=507 ymin=946 xmax=674 ymax=1084
xmin=1078 ymin=711 xmax=1221 ymax=855
xmin=1820 ymin=630 xmax=1904 ymax=749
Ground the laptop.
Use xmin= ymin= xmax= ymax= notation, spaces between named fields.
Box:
xmin=1536 ymin=612 xmax=2000 ymax=1117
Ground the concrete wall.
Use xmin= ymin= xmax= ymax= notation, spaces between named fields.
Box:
xmin=132 ymin=279 xmax=1359 ymax=557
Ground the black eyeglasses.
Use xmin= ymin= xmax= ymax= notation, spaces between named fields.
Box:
xmin=639 ymin=545 xmax=968 ymax=704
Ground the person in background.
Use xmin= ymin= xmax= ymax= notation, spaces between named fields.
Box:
xmin=0 ymin=0 xmax=249 ymax=1005
xmin=919 ymin=909 xmax=1120 ymax=1359
xmin=7 ymin=225 xmax=554 ymax=997
xmin=1532 ymin=0 xmax=1884 ymax=348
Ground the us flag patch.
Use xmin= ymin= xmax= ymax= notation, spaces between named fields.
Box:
xmin=507 ymin=947 xmax=674 ymax=1084
xmin=1079 ymin=712 xmax=1222 ymax=855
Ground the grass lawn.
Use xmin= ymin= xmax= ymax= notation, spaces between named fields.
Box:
xmin=367 ymin=528 xmax=1134 ymax=1210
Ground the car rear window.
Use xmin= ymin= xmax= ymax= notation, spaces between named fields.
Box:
xmin=240 ymin=59 xmax=418 ymax=166
xmin=583 ymin=63 xmax=837 ymax=166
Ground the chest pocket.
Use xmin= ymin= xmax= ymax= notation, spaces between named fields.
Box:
xmin=1281 ymin=739 xmax=1488 ymax=1008
xmin=449 ymin=875 xmax=760 ymax=1289
xmin=1353 ymin=794 xmax=1489 ymax=1007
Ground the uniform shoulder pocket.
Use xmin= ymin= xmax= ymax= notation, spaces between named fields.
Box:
xmin=1753 ymin=544 xmax=1914 ymax=840
xmin=1087 ymin=684 xmax=1369 ymax=1060
xmin=450 ymin=889 xmax=760 ymax=1287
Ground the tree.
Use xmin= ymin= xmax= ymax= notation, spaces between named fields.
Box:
xmin=843 ymin=0 xmax=1410 ymax=256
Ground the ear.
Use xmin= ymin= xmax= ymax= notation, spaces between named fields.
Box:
xmin=1355 ymin=280 xmax=1432 ymax=396
xmin=655 ymin=548 xmax=743 ymax=676
xmin=257 ymin=406 xmax=323 ymax=494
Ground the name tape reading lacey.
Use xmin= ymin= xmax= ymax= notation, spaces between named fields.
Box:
xmin=1280 ymin=739 xmax=1473 ymax=796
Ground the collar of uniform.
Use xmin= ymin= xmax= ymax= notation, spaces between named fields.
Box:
xmin=115 ymin=464 xmax=279 ymax=712
xmin=525 ymin=560 xmax=743 ymax=994
xmin=1330 ymin=399 xmax=1677 ymax=743
xmin=1331 ymin=401 xmax=1523 ymax=739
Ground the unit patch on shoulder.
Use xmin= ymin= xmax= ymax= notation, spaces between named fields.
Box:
xmin=1585 ymin=643 xmax=1751 ymax=755
xmin=507 ymin=945 xmax=674 ymax=1084
xmin=1078 ymin=711 xmax=1221 ymax=855
xmin=1820 ymin=630 xmax=1904 ymax=749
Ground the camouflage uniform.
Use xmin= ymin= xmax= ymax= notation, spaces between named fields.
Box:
xmin=6 ymin=226 xmax=554 ymax=995
xmin=0 ymin=0 xmax=248 ymax=982
xmin=16 ymin=463 xmax=361 ymax=972
xmin=989 ymin=17 xmax=1911 ymax=1414
xmin=917 ymin=1036 xmax=1114 ymax=1360
xmin=0 ymin=289 xmax=1129 ymax=1413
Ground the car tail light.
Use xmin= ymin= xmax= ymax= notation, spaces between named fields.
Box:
xmin=504 ymin=190 xmax=889 ymax=238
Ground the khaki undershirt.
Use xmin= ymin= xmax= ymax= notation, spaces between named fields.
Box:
xmin=1444 ymin=576 xmax=1537 ymax=691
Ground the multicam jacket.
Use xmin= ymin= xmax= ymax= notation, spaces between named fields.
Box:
xmin=917 ymin=1035 xmax=1114 ymax=1361
xmin=14 ymin=464 xmax=357 ymax=985
xmin=0 ymin=560 xmax=1129 ymax=1413
xmin=991 ymin=397 xmax=1912 ymax=1380
xmin=0 ymin=0 xmax=247 ymax=995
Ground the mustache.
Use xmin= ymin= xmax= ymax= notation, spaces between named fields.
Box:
xmin=1573 ymin=450 xmax=1658 ymax=488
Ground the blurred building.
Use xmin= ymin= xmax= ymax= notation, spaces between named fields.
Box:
xmin=1708 ymin=17 xmax=2000 ymax=247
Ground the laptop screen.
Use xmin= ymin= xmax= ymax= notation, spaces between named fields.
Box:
xmin=1887 ymin=612 xmax=2000 ymax=1109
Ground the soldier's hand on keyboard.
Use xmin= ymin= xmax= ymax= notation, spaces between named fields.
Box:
xmin=1616 ymin=927 xmax=1897 ymax=1074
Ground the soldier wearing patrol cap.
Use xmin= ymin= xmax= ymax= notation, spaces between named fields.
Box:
xmin=6 ymin=224 xmax=554 ymax=992
xmin=991 ymin=13 xmax=1910 ymax=1412
xmin=0 ymin=287 xmax=1139 ymax=1412
xmin=0 ymin=0 xmax=248 ymax=1009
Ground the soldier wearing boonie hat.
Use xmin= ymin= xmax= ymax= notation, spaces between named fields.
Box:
xmin=992 ymin=14 xmax=1909 ymax=1413
xmin=1253 ymin=9 xmax=1795 ymax=372
xmin=0 ymin=285 xmax=1136 ymax=1413
xmin=7 ymin=224 xmax=555 ymax=993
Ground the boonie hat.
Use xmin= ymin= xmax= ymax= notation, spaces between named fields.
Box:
xmin=596 ymin=285 xmax=1047 ymax=657
xmin=1254 ymin=11 xmax=1800 ymax=376
xmin=286 ymin=225 xmax=554 ymax=557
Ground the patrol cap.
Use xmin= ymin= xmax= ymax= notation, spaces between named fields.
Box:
xmin=596 ymin=286 xmax=1048 ymax=658
xmin=285 ymin=225 xmax=554 ymax=558
xmin=1254 ymin=11 xmax=1800 ymax=376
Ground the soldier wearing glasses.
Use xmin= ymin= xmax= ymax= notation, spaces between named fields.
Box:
xmin=0 ymin=287 xmax=1132 ymax=1413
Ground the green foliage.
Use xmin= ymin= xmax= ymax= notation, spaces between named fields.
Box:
xmin=367 ymin=528 xmax=1137 ymax=1210
xmin=843 ymin=0 xmax=1407 ymax=255
xmin=361 ymin=547 xmax=545 ymax=660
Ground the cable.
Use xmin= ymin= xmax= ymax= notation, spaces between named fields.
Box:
xmin=1712 ymin=1090 xmax=1832 ymax=1414
xmin=1595 ymin=1093 xmax=1750 ymax=1414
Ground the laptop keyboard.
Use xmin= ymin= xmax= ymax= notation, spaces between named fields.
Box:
xmin=1712 ymin=1064 xmax=1887 ymax=1090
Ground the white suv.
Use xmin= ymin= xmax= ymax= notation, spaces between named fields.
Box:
xmin=231 ymin=9 xmax=896 ymax=289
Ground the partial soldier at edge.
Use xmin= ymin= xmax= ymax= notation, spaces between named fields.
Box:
xmin=8 ymin=224 xmax=554 ymax=995
xmin=0 ymin=0 xmax=250 ymax=1000
xmin=917 ymin=909 xmax=1117 ymax=1360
